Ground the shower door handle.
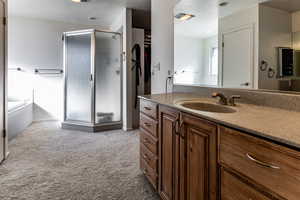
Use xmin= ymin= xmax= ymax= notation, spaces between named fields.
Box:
xmin=90 ymin=74 xmax=93 ymax=82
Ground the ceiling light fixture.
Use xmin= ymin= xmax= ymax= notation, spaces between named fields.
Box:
xmin=219 ymin=2 xmax=229 ymax=7
xmin=71 ymin=0 xmax=88 ymax=3
xmin=89 ymin=17 xmax=97 ymax=20
xmin=175 ymin=13 xmax=195 ymax=21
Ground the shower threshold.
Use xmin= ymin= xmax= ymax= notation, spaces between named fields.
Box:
xmin=61 ymin=121 xmax=122 ymax=132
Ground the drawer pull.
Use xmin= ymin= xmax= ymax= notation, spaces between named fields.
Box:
xmin=143 ymin=154 xmax=150 ymax=161
xmin=143 ymin=138 xmax=151 ymax=144
xmin=142 ymin=169 xmax=148 ymax=175
xmin=246 ymin=153 xmax=280 ymax=169
xmin=144 ymin=107 xmax=152 ymax=111
xmin=144 ymin=122 xmax=152 ymax=127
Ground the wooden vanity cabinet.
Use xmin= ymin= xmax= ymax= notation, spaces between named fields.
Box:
xmin=139 ymin=99 xmax=159 ymax=190
xmin=219 ymin=126 xmax=300 ymax=200
xmin=158 ymin=105 xmax=218 ymax=200
xmin=140 ymin=98 xmax=300 ymax=200
xmin=220 ymin=167 xmax=272 ymax=200
xmin=158 ymin=105 xmax=181 ymax=200
xmin=181 ymin=113 xmax=218 ymax=200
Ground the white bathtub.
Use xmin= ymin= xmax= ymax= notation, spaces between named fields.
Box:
xmin=8 ymin=99 xmax=33 ymax=141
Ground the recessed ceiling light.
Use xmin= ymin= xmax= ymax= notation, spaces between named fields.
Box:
xmin=71 ymin=0 xmax=88 ymax=3
xmin=175 ymin=13 xmax=195 ymax=21
xmin=219 ymin=2 xmax=229 ymax=7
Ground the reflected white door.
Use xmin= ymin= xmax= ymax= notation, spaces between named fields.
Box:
xmin=222 ymin=25 xmax=254 ymax=88
xmin=0 ymin=0 xmax=5 ymax=162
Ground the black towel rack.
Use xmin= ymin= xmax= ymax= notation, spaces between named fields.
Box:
xmin=8 ymin=67 xmax=22 ymax=71
xmin=35 ymin=69 xmax=64 ymax=75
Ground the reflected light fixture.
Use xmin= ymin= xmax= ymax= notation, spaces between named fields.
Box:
xmin=71 ymin=0 xmax=88 ymax=3
xmin=175 ymin=13 xmax=195 ymax=21
xmin=219 ymin=2 xmax=229 ymax=7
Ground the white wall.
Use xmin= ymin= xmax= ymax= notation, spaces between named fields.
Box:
xmin=292 ymin=10 xmax=300 ymax=33
xmin=8 ymin=16 xmax=104 ymax=121
xmin=151 ymin=0 xmax=176 ymax=94
xmin=121 ymin=8 xmax=134 ymax=130
xmin=174 ymin=35 xmax=218 ymax=86
xmin=174 ymin=36 xmax=204 ymax=85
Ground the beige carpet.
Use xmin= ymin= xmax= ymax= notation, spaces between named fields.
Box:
xmin=0 ymin=121 xmax=159 ymax=200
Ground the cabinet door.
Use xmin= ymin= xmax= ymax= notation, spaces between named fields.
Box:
xmin=182 ymin=114 xmax=218 ymax=200
xmin=221 ymin=167 xmax=272 ymax=200
xmin=159 ymin=106 xmax=179 ymax=200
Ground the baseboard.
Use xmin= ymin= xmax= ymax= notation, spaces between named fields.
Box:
xmin=0 ymin=151 xmax=10 ymax=165
xmin=62 ymin=121 xmax=123 ymax=133
xmin=123 ymin=127 xmax=133 ymax=131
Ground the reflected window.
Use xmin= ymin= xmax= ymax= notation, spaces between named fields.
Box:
xmin=209 ymin=47 xmax=218 ymax=76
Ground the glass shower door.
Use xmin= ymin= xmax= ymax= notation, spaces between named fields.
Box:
xmin=94 ymin=31 xmax=122 ymax=124
xmin=65 ymin=32 xmax=93 ymax=123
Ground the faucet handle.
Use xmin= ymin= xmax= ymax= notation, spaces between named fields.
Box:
xmin=228 ymin=95 xmax=241 ymax=106
xmin=212 ymin=92 xmax=228 ymax=105
xmin=211 ymin=92 xmax=218 ymax=97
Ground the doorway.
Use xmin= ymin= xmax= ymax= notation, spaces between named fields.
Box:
xmin=0 ymin=0 xmax=6 ymax=163
xmin=222 ymin=24 xmax=254 ymax=88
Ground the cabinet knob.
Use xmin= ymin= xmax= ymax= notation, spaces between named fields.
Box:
xmin=143 ymin=138 xmax=151 ymax=144
xmin=142 ymin=169 xmax=148 ymax=175
xmin=143 ymin=154 xmax=150 ymax=161
xmin=144 ymin=122 xmax=152 ymax=127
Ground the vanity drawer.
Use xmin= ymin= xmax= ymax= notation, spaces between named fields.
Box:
xmin=219 ymin=126 xmax=300 ymax=200
xmin=140 ymin=128 xmax=158 ymax=155
xmin=140 ymin=99 xmax=158 ymax=120
xmin=221 ymin=168 xmax=272 ymax=200
xmin=140 ymin=156 xmax=158 ymax=190
xmin=140 ymin=113 xmax=158 ymax=138
xmin=140 ymin=144 xmax=158 ymax=172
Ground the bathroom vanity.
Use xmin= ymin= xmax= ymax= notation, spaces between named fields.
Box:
xmin=139 ymin=94 xmax=300 ymax=200
xmin=141 ymin=0 xmax=300 ymax=198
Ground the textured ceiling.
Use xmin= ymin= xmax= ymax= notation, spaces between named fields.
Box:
xmin=261 ymin=0 xmax=300 ymax=12
xmin=8 ymin=0 xmax=150 ymax=27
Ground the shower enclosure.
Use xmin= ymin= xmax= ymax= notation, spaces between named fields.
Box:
xmin=62 ymin=29 xmax=122 ymax=132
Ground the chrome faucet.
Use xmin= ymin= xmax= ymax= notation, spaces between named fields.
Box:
xmin=212 ymin=92 xmax=241 ymax=106
xmin=228 ymin=95 xmax=241 ymax=106
xmin=212 ymin=92 xmax=228 ymax=105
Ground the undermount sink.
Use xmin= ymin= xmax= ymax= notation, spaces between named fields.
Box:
xmin=178 ymin=102 xmax=237 ymax=113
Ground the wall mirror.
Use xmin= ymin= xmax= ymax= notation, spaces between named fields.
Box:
xmin=174 ymin=0 xmax=300 ymax=92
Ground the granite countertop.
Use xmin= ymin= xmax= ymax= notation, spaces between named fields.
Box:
xmin=140 ymin=93 xmax=300 ymax=150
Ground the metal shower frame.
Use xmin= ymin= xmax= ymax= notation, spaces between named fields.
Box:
xmin=62 ymin=29 xmax=123 ymax=132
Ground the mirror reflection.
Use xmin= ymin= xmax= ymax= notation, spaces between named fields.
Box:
xmin=174 ymin=0 xmax=219 ymax=86
xmin=174 ymin=0 xmax=300 ymax=92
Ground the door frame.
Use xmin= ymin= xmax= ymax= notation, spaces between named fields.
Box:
xmin=1 ymin=0 xmax=8 ymax=163
xmin=221 ymin=23 xmax=255 ymax=89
